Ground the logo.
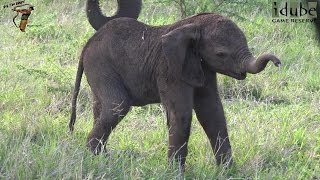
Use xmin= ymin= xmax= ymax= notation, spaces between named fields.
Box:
xmin=3 ymin=0 xmax=37 ymax=32
xmin=3 ymin=0 xmax=24 ymax=8
xmin=272 ymin=1 xmax=317 ymax=23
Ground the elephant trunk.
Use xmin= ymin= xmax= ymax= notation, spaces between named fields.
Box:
xmin=87 ymin=0 xmax=110 ymax=31
xmin=87 ymin=0 xmax=142 ymax=31
xmin=246 ymin=53 xmax=281 ymax=74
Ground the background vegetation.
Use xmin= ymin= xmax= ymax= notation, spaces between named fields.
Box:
xmin=0 ymin=0 xmax=319 ymax=179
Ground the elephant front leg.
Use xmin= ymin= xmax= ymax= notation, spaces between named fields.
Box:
xmin=161 ymin=84 xmax=194 ymax=168
xmin=166 ymin=109 xmax=192 ymax=167
xmin=194 ymin=79 xmax=233 ymax=166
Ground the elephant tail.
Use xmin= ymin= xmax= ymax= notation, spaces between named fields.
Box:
xmin=69 ymin=56 xmax=84 ymax=133
xmin=87 ymin=0 xmax=142 ymax=31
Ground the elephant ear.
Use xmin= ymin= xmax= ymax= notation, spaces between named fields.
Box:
xmin=161 ymin=24 xmax=205 ymax=87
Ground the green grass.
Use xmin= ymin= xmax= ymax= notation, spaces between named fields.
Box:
xmin=1 ymin=0 xmax=319 ymax=179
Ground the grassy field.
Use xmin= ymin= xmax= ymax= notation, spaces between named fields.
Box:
xmin=0 ymin=0 xmax=319 ymax=179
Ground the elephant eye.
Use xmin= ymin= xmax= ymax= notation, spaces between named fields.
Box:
xmin=216 ymin=52 xmax=226 ymax=58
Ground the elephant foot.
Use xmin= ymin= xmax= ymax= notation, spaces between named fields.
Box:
xmin=216 ymin=150 xmax=233 ymax=168
xmin=168 ymin=157 xmax=187 ymax=174
xmin=87 ymin=135 xmax=107 ymax=155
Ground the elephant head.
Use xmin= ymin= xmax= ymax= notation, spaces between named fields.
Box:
xmin=161 ymin=15 xmax=281 ymax=86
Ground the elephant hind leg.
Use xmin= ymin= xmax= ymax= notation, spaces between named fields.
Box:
xmin=92 ymin=93 xmax=101 ymax=125
xmin=87 ymin=79 xmax=131 ymax=155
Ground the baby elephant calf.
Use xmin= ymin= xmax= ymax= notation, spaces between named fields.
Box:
xmin=69 ymin=0 xmax=281 ymax=169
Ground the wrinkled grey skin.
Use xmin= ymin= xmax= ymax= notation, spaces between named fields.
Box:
xmin=70 ymin=0 xmax=281 ymax=168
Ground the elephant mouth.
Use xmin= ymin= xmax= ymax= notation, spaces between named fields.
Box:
xmin=226 ymin=71 xmax=247 ymax=80
xmin=213 ymin=68 xmax=247 ymax=80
